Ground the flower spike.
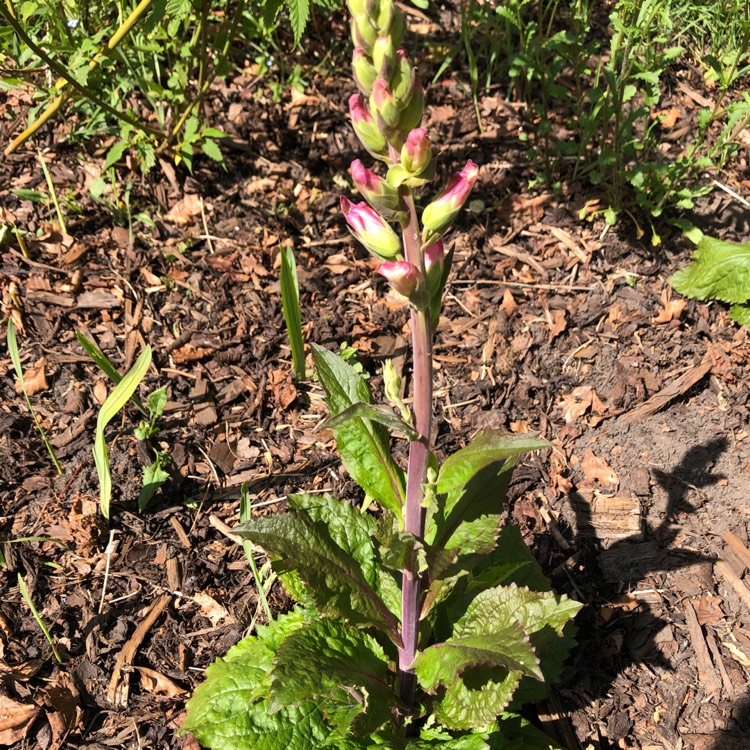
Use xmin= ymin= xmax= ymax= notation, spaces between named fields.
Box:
xmin=341 ymin=197 xmax=402 ymax=259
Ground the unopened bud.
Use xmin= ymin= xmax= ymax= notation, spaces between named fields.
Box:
xmin=341 ymin=197 xmax=401 ymax=259
xmin=423 ymin=239 xmax=445 ymax=274
xmin=372 ymin=35 xmax=396 ymax=79
xmin=422 ymin=160 xmax=480 ymax=242
xmin=401 ymin=128 xmax=431 ymax=175
xmin=351 ymin=159 xmax=406 ymax=223
xmin=371 ymin=79 xmax=400 ymax=129
xmin=352 ymin=47 xmax=377 ymax=95
xmin=351 ymin=12 xmax=378 ymax=52
xmin=349 ymin=93 xmax=388 ymax=157
xmin=378 ymin=260 xmax=419 ymax=297
xmin=397 ymin=75 xmax=424 ymax=133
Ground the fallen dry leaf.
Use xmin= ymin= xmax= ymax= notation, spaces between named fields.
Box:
xmin=14 ymin=356 xmax=49 ymax=396
xmin=43 ymin=671 xmax=83 ymax=750
xmin=579 ymin=449 xmax=620 ymax=493
xmin=136 ymin=666 xmax=186 ymax=697
xmin=559 ymin=385 xmax=594 ymax=424
xmin=93 ymin=380 xmax=108 ymax=405
xmin=165 ymin=194 xmax=202 ymax=225
xmin=655 ymin=106 xmax=681 ymax=128
xmin=652 ymin=288 xmax=687 ymax=323
xmin=191 ymin=592 xmax=231 ymax=626
xmin=0 ymin=694 xmax=38 ymax=745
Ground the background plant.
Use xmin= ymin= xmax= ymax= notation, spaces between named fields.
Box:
xmin=182 ymin=1 xmax=580 ymax=747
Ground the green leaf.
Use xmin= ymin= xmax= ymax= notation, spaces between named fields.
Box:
xmin=730 ymin=303 xmax=750 ymax=326
xmin=280 ymin=245 xmax=306 ymax=381
xmin=182 ymin=612 xmax=332 ymax=750
xmin=271 ymin=619 xmax=395 ymax=735
xmin=437 ymin=432 xmax=548 ymax=495
xmin=11 ymin=188 xmax=47 ymax=203
xmin=670 ymin=235 xmax=750 ymax=305
xmin=137 ymin=453 xmax=170 ymax=512
xmin=414 ymin=625 xmax=542 ymax=693
xmin=147 ymin=387 xmax=168 ymax=419
xmin=93 ymin=347 xmax=152 ymax=520
xmin=201 ymin=138 xmax=224 ymax=163
xmin=103 ymin=140 xmax=130 ymax=171
xmin=288 ymin=0 xmax=310 ymax=46
xmin=486 ymin=713 xmax=564 ymax=749
xmin=323 ymin=402 xmax=420 ymax=441
xmin=287 ymin=493 xmax=378 ymax=587
xmin=76 ymin=331 xmax=147 ymax=416
xmin=235 ymin=511 xmax=402 ymax=646
xmin=312 ymin=344 xmax=405 ymax=520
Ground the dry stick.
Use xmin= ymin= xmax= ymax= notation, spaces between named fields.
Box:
xmin=98 ymin=529 xmax=117 ymax=614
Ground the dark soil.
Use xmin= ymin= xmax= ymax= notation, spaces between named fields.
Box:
xmin=2 ymin=6 xmax=750 ymax=750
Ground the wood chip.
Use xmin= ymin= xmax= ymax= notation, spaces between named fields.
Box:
xmin=715 ymin=559 xmax=750 ymax=611
xmin=107 ymin=594 xmax=170 ymax=707
xmin=683 ymin=600 xmax=721 ymax=697
xmin=622 ymin=360 xmax=712 ymax=422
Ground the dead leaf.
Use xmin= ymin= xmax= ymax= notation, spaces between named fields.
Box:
xmin=580 ymin=449 xmax=620 ymax=493
xmin=655 ymin=106 xmax=681 ymax=128
xmin=693 ymin=595 xmax=725 ymax=626
xmin=547 ymin=309 xmax=567 ymax=341
xmin=136 ymin=666 xmax=186 ymax=697
xmin=559 ymin=386 xmax=594 ymax=424
xmin=0 ymin=659 xmax=43 ymax=682
xmin=14 ymin=357 xmax=48 ymax=396
xmin=93 ymin=380 xmax=108 ymax=405
xmin=652 ymin=288 xmax=687 ymax=323
xmin=191 ymin=592 xmax=231 ymax=626
xmin=500 ymin=289 xmax=516 ymax=314
xmin=165 ymin=194 xmax=202 ymax=225
xmin=509 ymin=420 xmax=531 ymax=434
xmin=43 ymin=671 xmax=82 ymax=750
xmin=172 ymin=344 xmax=214 ymax=364
xmin=287 ymin=87 xmax=319 ymax=108
xmin=0 ymin=694 xmax=38 ymax=745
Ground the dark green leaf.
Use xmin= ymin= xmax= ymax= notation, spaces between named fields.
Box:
xmin=288 ymin=0 xmax=310 ymax=45
xmin=323 ymin=402 xmax=420 ymax=441
xmin=271 ymin=619 xmax=395 ymax=735
xmin=486 ymin=713 xmax=564 ymax=749
xmin=281 ymin=246 xmax=306 ymax=380
xmin=437 ymin=432 xmax=549 ymax=495
xmin=235 ymin=511 xmax=402 ymax=646
xmin=312 ymin=344 xmax=405 ymax=519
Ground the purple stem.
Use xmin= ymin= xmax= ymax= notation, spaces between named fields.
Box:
xmin=397 ymin=190 xmax=433 ymax=710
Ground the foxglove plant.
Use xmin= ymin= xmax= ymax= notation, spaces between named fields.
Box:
xmin=182 ymin=2 xmax=580 ymax=747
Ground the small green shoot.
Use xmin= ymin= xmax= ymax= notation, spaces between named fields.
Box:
xmin=77 ymin=331 xmax=147 ymax=416
xmin=37 ymin=150 xmax=67 ymax=234
xmin=135 ymin=388 xmax=171 ymax=512
xmin=240 ymin=483 xmax=273 ymax=623
xmin=93 ymin=346 xmax=152 ymax=521
xmin=17 ymin=573 xmax=63 ymax=664
xmin=279 ymin=245 xmax=306 ymax=381
xmin=6 ymin=318 xmax=63 ymax=475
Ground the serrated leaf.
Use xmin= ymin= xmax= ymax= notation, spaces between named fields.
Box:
xmin=182 ymin=612 xmax=331 ymax=750
xmin=201 ymin=138 xmax=224 ymax=162
xmin=288 ymin=0 xmax=310 ymax=45
xmin=288 ymin=493 xmax=378 ymax=587
xmin=670 ymin=235 xmax=750 ymax=304
xmin=730 ymin=303 xmax=750 ymax=326
xmin=271 ymin=619 xmax=395 ymax=735
xmin=486 ymin=713 xmax=564 ymax=749
xmin=414 ymin=625 xmax=542 ymax=693
xmin=312 ymin=344 xmax=405 ymax=520
xmin=323 ymin=402 xmax=420 ymax=441
xmin=235 ymin=511 xmax=402 ymax=646
xmin=437 ymin=432 xmax=548 ymax=495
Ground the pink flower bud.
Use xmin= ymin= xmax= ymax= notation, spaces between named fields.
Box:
xmin=341 ymin=197 xmax=401 ymax=259
xmin=401 ymin=128 xmax=432 ymax=175
xmin=423 ymin=239 xmax=444 ymax=273
xmin=422 ymin=160 xmax=480 ymax=240
xmin=351 ymin=160 xmax=406 ymax=223
xmin=371 ymin=79 xmax=400 ymax=129
xmin=349 ymin=94 xmax=387 ymax=156
xmin=378 ymin=261 xmax=419 ymax=297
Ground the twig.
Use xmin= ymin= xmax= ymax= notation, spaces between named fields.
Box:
xmin=99 ymin=529 xmax=117 ymax=614
xmin=711 ymin=178 xmax=750 ymax=208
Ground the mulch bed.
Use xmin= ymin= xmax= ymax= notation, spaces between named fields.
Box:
xmin=2 ymin=7 xmax=750 ymax=749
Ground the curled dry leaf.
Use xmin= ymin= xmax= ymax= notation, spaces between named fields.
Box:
xmin=652 ymin=288 xmax=688 ymax=324
xmin=165 ymin=194 xmax=203 ymax=225
xmin=579 ymin=449 xmax=620 ymax=493
xmin=559 ymin=385 xmax=594 ymax=424
xmin=136 ymin=666 xmax=186 ymax=697
xmin=0 ymin=694 xmax=38 ymax=745
xmin=15 ymin=357 xmax=49 ymax=397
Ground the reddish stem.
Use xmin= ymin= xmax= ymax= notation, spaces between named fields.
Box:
xmin=397 ymin=190 xmax=433 ymax=711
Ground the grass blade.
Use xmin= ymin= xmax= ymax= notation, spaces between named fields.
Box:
xmin=94 ymin=346 xmax=152 ymax=521
xmin=240 ymin=483 xmax=273 ymax=623
xmin=17 ymin=573 xmax=63 ymax=664
xmin=76 ymin=331 xmax=148 ymax=416
xmin=280 ymin=245 xmax=306 ymax=381
xmin=6 ymin=318 xmax=63 ymax=474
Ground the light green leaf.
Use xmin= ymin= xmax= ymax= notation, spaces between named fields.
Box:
xmin=201 ymin=139 xmax=224 ymax=163
xmin=288 ymin=0 xmax=310 ymax=45
xmin=414 ymin=625 xmax=542 ymax=693
xmin=437 ymin=432 xmax=548 ymax=495
xmin=235 ymin=511 xmax=402 ymax=645
xmin=271 ymin=619 xmax=395 ymax=735
xmin=670 ymin=235 xmax=750 ymax=305
xmin=312 ymin=344 xmax=405 ymax=520
xmin=103 ymin=140 xmax=130 ymax=171
xmin=147 ymin=387 xmax=168 ymax=419
xmin=182 ymin=612 xmax=331 ymax=750
xmin=730 ymin=303 xmax=750 ymax=326
xmin=137 ymin=454 xmax=170 ymax=512
xmin=323 ymin=402 xmax=421 ymax=441
xmin=93 ymin=347 xmax=151 ymax=521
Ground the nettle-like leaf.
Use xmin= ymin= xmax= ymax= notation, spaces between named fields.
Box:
xmin=235 ymin=511 xmax=402 ymax=646
xmin=181 ymin=611 xmax=331 ymax=750
xmin=670 ymin=235 xmax=750 ymax=305
xmin=486 ymin=713 xmax=565 ymax=750
xmin=271 ymin=619 xmax=396 ymax=736
xmin=313 ymin=344 xmax=406 ymax=519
